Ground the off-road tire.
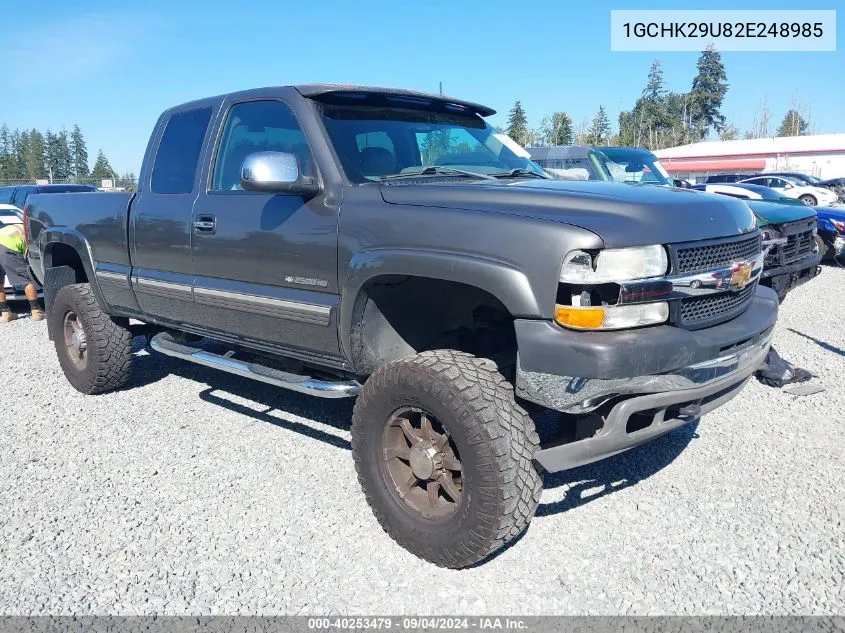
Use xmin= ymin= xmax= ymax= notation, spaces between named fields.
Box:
xmin=50 ymin=283 xmax=133 ymax=394
xmin=351 ymin=349 xmax=542 ymax=568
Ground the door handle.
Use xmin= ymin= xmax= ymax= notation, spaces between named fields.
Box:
xmin=193 ymin=215 xmax=216 ymax=234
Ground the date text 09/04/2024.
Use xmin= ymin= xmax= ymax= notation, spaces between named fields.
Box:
xmin=307 ymin=617 xmax=528 ymax=630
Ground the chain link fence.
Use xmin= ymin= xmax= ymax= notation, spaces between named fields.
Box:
xmin=0 ymin=177 xmax=138 ymax=192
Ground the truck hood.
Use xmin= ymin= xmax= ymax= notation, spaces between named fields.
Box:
xmin=379 ymin=179 xmax=756 ymax=248
xmin=745 ymin=200 xmax=816 ymax=227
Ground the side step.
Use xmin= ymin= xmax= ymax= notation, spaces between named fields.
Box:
xmin=150 ymin=332 xmax=361 ymax=399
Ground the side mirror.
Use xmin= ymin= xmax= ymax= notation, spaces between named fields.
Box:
xmin=240 ymin=151 xmax=320 ymax=197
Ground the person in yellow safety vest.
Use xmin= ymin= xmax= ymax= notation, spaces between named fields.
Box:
xmin=0 ymin=222 xmax=44 ymax=322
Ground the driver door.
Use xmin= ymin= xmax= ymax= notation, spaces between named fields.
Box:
xmin=189 ymin=98 xmax=341 ymax=357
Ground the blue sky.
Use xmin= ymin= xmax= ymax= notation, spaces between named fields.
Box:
xmin=2 ymin=0 xmax=841 ymax=174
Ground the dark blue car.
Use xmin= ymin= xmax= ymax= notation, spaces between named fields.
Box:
xmin=815 ymin=206 xmax=845 ymax=260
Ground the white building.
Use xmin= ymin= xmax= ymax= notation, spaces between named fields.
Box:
xmin=653 ymin=134 xmax=845 ymax=183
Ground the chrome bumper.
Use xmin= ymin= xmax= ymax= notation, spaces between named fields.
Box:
xmin=516 ymin=328 xmax=773 ymax=415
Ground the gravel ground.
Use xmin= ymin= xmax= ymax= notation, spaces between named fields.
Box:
xmin=1 ymin=268 xmax=843 ymax=616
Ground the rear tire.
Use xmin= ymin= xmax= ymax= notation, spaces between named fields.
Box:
xmin=351 ymin=350 xmax=542 ymax=568
xmin=50 ymin=283 xmax=133 ymax=394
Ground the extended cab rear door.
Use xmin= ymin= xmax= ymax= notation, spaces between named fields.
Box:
xmin=129 ymin=106 xmax=215 ymax=322
xmin=189 ymin=95 xmax=341 ymax=357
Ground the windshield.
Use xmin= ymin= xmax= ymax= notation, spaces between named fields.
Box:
xmin=731 ymin=183 xmax=793 ymax=201
xmin=317 ymin=103 xmax=545 ymax=183
xmin=600 ymin=149 xmax=672 ymax=186
xmin=531 ymin=151 xmax=612 ymax=181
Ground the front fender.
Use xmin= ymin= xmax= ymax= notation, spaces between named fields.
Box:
xmin=339 ymin=248 xmax=543 ymax=365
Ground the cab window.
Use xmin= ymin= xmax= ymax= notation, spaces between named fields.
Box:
xmin=151 ymin=107 xmax=213 ymax=194
xmin=211 ymin=100 xmax=313 ymax=192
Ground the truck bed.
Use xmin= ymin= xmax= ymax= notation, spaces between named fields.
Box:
xmin=26 ymin=191 xmax=134 ymax=284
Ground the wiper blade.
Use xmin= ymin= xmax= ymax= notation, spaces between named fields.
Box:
xmin=491 ymin=168 xmax=551 ymax=180
xmin=380 ymin=166 xmax=496 ymax=181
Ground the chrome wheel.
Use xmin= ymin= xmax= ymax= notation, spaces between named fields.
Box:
xmin=380 ymin=407 xmax=463 ymax=519
xmin=63 ymin=311 xmax=88 ymax=370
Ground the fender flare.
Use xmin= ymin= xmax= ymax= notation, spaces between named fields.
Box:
xmin=40 ymin=227 xmax=109 ymax=312
xmin=339 ymin=248 xmax=543 ymax=367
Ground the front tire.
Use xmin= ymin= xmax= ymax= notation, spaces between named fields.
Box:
xmin=50 ymin=283 xmax=133 ymax=394
xmin=351 ymin=350 xmax=542 ymax=568
xmin=799 ymin=194 xmax=817 ymax=206
xmin=814 ymin=234 xmax=830 ymax=261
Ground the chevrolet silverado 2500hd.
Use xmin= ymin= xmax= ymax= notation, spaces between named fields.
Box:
xmin=25 ymin=85 xmax=778 ymax=568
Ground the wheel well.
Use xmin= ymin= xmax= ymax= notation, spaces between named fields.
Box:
xmin=350 ymin=276 xmax=517 ymax=376
xmin=47 ymin=243 xmax=88 ymax=283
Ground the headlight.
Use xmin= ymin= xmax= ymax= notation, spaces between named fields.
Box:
xmin=761 ymin=227 xmax=787 ymax=246
xmin=555 ymin=302 xmax=669 ymax=330
xmin=560 ymin=245 xmax=668 ymax=284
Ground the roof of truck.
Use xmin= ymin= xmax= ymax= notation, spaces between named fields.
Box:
xmin=167 ymin=85 xmax=496 ymax=117
xmin=294 ymin=84 xmax=496 ymax=117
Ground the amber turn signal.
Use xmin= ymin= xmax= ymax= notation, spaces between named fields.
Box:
xmin=554 ymin=305 xmax=605 ymax=329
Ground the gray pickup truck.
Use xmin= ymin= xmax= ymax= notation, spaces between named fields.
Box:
xmin=25 ymin=85 xmax=778 ymax=568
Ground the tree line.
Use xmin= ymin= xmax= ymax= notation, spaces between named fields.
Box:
xmin=0 ymin=124 xmax=135 ymax=186
xmin=504 ymin=45 xmax=813 ymax=150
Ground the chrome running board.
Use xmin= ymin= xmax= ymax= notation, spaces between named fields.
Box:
xmin=150 ymin=332 xmax=360 ymax=399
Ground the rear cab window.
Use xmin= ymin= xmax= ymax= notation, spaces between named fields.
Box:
xmin=151 ymin=107 xmax=213 ymax=194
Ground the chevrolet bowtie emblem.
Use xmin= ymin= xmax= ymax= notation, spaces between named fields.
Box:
xmin=729 ymin=261 xmax=753 ymax=290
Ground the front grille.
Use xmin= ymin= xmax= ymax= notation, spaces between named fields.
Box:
xmin=782 ymin=229 xmax=815 ymax=263
xmin=763 ymin=220 xmax=816 ymax=268
xmin=674 ymin=234 xmax=761 ymax=275
xmin=680 ymin=283 xmax=757 ymax=327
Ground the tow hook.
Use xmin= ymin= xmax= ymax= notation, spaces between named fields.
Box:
xmin=677 ymin=403 xmax=702 ymax=420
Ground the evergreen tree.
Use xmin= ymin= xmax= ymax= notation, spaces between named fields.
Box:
xmin=776 ymin=109 xmax=809 ymax=137
xmin=45 ymin=129 xmax=73 ymax=180
xmin=57 ymin=129 xmax=73 ymax=179
xmin=0 ymin=124 xmax=10 ymax=157
xmin=588 ymin=106 xmax=611 ymax=145
xmin=118 ymin=171 xmax=137 ymax=192
xmin=70 ymin=125 xmax=90 ymax=178
xmin=506 ymin=101 xmax=530 ymax=146
xmin=10 ymin=129 xmax=26 ymax=179
xmin=420 ymin=130 xmax=452 ymax=164
xmin=644 ymin=58 xmax=666 ymax=100
xmin=91 ymin=149 xmax=116 ymax=181
xmin=22 ymin=130 xmax=47 ymax=180
xmin=542 ymin=112 xmax=574 ymax=146
xmin=689 ymin=45 xmax=729 ymax=138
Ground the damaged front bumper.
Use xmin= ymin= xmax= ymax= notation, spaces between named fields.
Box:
xmin=514 ymin=285 xmax=779 ymax=473
xmin=759 ymin=253 xmax=822 ymax=298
